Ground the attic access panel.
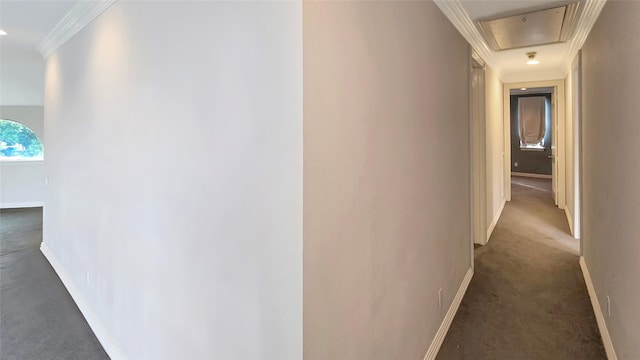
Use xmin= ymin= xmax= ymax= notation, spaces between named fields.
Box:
xmin=477 ymin=2 xmax=581 ymax=51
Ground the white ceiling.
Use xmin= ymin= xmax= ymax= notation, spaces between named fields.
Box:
xmin=444 ymin=0 xmax=599 ymax=83
xmin=0 ymin=0 xmax=602 ymax=104
xmin=0 ymin=1 xmax=75 ymax=105
xmin=462 ymin=0 xmax=580 ymax=82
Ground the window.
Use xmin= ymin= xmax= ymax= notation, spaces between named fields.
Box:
xmin=518 ymin=96 xmax=548 ymax=150
xmin=0 ymin=119 xmax=44 ymax=161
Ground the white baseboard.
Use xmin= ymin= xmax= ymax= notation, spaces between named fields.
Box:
xmin=579 ymin=257 xmax=617 ymax=360
xmin=423 ymin=267 xmax=474 ymax=360
xmin=1 ymin=201 xmax=44 ymax=209
xmin=40 ymin=243 xmax=127 ymax=360
xmin=486 ymin=198 xmax=506 ymax=242
xmin=511 ymin=172 xmax=552 ymax=179
xmin=564 ymin=207 xmax=574 ymax=237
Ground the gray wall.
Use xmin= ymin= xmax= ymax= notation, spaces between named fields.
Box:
xmin=303 ymin=2 xmax=471 ymax=358
xmin=43 ymin=2 xmax=302 ymax=359
xmin=581 ymin=1 xmax=640 ymax=358
xmin=510 ymin=94 xmax=552 ymax=175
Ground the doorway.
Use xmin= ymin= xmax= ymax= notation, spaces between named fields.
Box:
xmin=503 ymin=78 xmax=581 ymax=253
xmin=502 ymin=80 xmax=566 ymax=209
xmin=471 ymin=52 xmax=487 ymax=247
xmin=509 ymin=87 xmax=554 ymax=203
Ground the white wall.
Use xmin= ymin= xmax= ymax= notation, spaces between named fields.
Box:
xmin=564 ymin=71 xmax=574 ymax=234
xmin=484 ymin=66 xmax=505 ymax=240
xmin=303 ymin=2 xmax=471 ymax=358
xmin=581 ymin=1 xmax=640 ymax=358
xmin=0 ymin=106 xmax=45 ymax=208
xmin=1 ymin=48 xmax=45 ymax=106
xmin=43 ymin=2 xmax=302 ymax=359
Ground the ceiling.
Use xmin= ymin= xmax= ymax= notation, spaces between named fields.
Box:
xmin=439 ymin=0 xmax=604 ymax=83
xmin=0 ymin=0 xmax=604 ymax=105
xmin=0 ymin=1 xmax=75 ymax=105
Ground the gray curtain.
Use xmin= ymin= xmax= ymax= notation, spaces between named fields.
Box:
xmin=518 ymin=96 xmax=546 ymax=146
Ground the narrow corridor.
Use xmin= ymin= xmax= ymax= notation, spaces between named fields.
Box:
xmin=437 ymin=177 xmax=605 ymax=359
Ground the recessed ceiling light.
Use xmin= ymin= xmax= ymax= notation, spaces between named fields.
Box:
xmin=0 ymin=29 xmax=7 ymax=36
xmin=526 ymin=52 xmax=539 ymax=65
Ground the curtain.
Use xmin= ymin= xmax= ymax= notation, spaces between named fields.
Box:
xmin=518 ymin=96 xmax=546 ymax=147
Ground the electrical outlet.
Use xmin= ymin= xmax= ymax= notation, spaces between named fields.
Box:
xmin=607 ymin=296 xmax=611 ymax=317
xmin=514 ymin=162 xmax=519 ymax=167
xmin=438 ymin=288 xmax=443 ymax=308
xmin=44 ymin=177 xmax=49 ymax=187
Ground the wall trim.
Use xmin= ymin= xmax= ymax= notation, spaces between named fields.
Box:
xmin=0 ymin=160 xmax=45 ymax=167
xmin=433 ymin=0 xmax=503 ymax=80
xmin=423 ymin=267 xmax=474 ymax=360
xmin=511 ymin=172 xmax=552 ymax=179
xmin=436 ymin=0 xmax=605 ymax=82
xmin=40 ymin=243 xmax=127 ymax=360
xmin=564 ymin=207 xmax=575 ymax=237
xmin=0 ymin=202 xmax=44 ymax=209
xmin=562 ymin=0 xmax=607 ymax=77
xmin=486 ymin=197 xmax=506 ymax=242
xmin=36 ymin=0 xmax=117 ymax=58
xmin=579 ymin=257 xmax=618 ymax=360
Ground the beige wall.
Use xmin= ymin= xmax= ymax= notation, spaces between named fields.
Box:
xmin=581 ymin=1 xmax=640 ymax=358
xmin=484 ymin=66 xmax=505 ymax=238
xmin=303 ymin=2 xmax=471 ymax=358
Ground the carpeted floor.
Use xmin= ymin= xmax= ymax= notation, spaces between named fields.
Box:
xmin=437 ymin=177 xmax=606 ymax=359
xmin=0 ymin=208 xmax=108 ymax=360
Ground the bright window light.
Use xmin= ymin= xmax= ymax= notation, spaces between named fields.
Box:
xmin=0 ymin=119 xmax=44 ymax=161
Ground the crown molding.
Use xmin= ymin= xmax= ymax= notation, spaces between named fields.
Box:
xmin=434 ymin=0 xmax=504 ymax=81
xmin=562 ymin=0 xmax=606 ymax=77
xmin=36 ymin=0 xmax=117 ymax=59
xmin=436 ymin=0 xmax=606 ymax=83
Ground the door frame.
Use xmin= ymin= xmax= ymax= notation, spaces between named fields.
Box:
xmin=503 ymin=79 xmax=566 ymax=210
xmin=470 ymin=52 xmax=487 ymax=247
xmin=572 ymin=52 xmax=582 ymax=244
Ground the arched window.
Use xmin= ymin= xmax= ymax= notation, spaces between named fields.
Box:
xmin=0 ymin=119 xmax=44 ymax=161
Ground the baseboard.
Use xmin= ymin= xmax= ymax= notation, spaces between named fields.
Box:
xmin=579 ymin=257 xmax=617 ymax=360
xmin=40 ymin=243 xmax=127 ymax=360
xmin=0 ymin=201 xmax=44 ymax=209
xmin=423 ymin=267 xmax=474 ymax=360
xmin=564 ymin=207 xmax=574 ymax=237
xmin=486 ymin=198 xmax=506 ymax=242
xmin=511 ymin=172 xmax=552 ymax=179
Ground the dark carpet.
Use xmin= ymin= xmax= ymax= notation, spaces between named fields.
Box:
xmin=0 ymin=208 xmax=108 ymax=360
xmin=437 ymin=177 xmax=606 ymax=360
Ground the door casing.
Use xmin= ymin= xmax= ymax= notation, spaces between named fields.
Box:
xmin=503 ymin=79 xmax=566 ymax=210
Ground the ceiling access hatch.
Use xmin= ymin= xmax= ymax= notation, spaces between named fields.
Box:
xmin=477 ymin=2 xmax=582 ymax=51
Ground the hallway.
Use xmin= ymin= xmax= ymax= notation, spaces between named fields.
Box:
xmin=0 ymin=208 xmax=108 ymax=360
xmin=437 ymin=177 xmax=605 ymax=359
